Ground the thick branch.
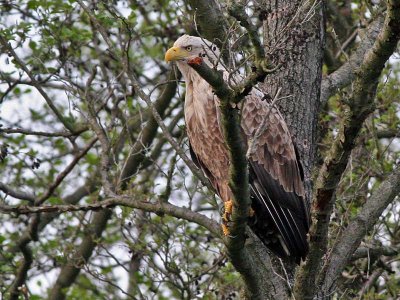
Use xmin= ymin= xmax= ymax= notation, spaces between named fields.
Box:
xmin=319 ymin=166 xmax=400 ymax=294
xmin=187 ymin=58 xmax=283 ymax=299
xmin=185 ymin=0 xmax=227 ymax=49
xmin=376 ymin=128 xmax=400 ymax=139
xmin=0 ymin=196 xmax=220 ymax=237
xmin=294 ymin=2 xmax=400 ymax=298
xmin=351 ymin=246 xmax=399 ymax=261
xmin=219 ymin=84 xmax=255 ymax=296
xmin=188 ymin=59 xmax=234 ymax=99
xmin=320 ymin=15 xmax=385 ymax=105
xmin=187 ymin=57 xmax=273 ymax=104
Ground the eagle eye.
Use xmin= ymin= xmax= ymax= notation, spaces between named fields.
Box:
xmin=185 ymin=46 xmax=192 ymax=52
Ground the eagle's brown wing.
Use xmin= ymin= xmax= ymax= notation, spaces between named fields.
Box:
xmin=188 ymin=142 xmax=215 ymax=191
xmin=242 ymin=91 xmax=310 ymax=261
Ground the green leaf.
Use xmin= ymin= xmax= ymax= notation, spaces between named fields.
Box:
xmin=27 ymin=0 xmax=39 ymax=9
xmin=29 ymin=40 xmax=37 ymax=50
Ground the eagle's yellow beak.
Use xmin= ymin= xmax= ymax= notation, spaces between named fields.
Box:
xmin=165 ymin=46 xmax=189 ymax=62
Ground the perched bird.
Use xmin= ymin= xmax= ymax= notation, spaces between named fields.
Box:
xmin=165 ymin=35 xmax=310 ymax=262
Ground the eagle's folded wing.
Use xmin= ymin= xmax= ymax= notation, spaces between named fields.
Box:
xmin=242 ymin=91 xmax=310 ymax=259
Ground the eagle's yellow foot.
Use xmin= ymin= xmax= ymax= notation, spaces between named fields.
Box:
xmin=222 ymin=223 xmax=230 ymax=236
xmin=221 ymin=200 xmax=233 ymax=236
xmin=222 ymin=199 xmax=233 ymax=222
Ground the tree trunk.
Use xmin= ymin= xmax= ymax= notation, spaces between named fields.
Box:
xmin=261 ymin=0 xmax=324 ymax=192
xmin=241 ymin=1 xmax=324 ymax=297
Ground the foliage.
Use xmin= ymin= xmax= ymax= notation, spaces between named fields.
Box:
xmin=0 ymin=0 xmax=399 ymax=299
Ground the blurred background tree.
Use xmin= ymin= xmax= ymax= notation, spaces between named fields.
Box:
xmin=0 ymin=0 xmax=399 ymax=299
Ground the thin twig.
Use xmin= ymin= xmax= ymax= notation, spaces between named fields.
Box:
xmin=35 ymin=138 xmax=98 ymax=205
xmin=0 ymin=35 xmax=75 ymax=132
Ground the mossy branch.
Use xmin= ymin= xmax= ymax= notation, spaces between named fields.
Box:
xmin=320 ymin=166 xmax=400 ymax=294
xmin=187 ymin=57 xmax=281 ymax=299
xmin=294 ymin=1 xmax=400 ymax=298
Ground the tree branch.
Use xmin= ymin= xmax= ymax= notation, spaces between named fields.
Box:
xmin=7 ymin=208 xmax=41 ymax=300
xmin=376 ymin=128 xmax=400 ymax=139
xmin=49 ymin=209 xmax=112 ymax=300
xmin=358 ymin=269 xmax=384 ymax=298
xmin=0 ymin=126 xmax=87 ymax=137
xmin=351 ymin=246 xmax=399 ymax=261
xmin=78 ymin=0 xmax=213 ymax=190
xmin=186 ymin=57 xmax=281 ymax=298
xmin=319 ymin=166 xmax=400 ymax=295
xmin=35 ymin=138 xmax=98 ymax=205
xmin=187 ymin=57 xmax=275 ymax=105
xmin=119 ymin=71 xmax=178 ymax=188
xmin=125 ymin=68 xmax=213 ymax=190
xmin=82 ymin=66 xmax=118 ymax=197
xmin=9 ymin=240 xmax=32 ymax=300
xmin=5 ymin=181 xmax=99 ymax=257
xmin=228 ymin=2 xmax=265 ymax=61
xmin=0 ymin=196 xmax=221 ymax=237
xmin=0 ymin=35 xmax=76 ymax=132
xmin=0 ymin=182 xmax=35 ymax=203
xmin=3 ymin=139 xmax=97 ymax=298
xmin=294 ymin=1 xmax=400 ymax=298
xmin=320 ymin=15 xmax=385 ymax=105
xmin=185 ymin=0 xmax=228 ymax=49
xmin=41 ymin=9 xmax=202 ymax=297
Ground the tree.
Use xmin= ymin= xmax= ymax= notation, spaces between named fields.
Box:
xmin=0 ymin=0 xmax=399 ymax=299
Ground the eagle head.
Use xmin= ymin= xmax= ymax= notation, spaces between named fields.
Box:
xmin=165 ymin=35 xmax=220 ymax=65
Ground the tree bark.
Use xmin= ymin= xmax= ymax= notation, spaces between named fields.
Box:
xmin=260 ymin=0 xmax=324 ymax=296
xmin=261 ymin=0 xmax=324 ymax=197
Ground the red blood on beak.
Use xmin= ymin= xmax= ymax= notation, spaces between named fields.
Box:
xmin=188 ymin=57 xmax=203 ymax=66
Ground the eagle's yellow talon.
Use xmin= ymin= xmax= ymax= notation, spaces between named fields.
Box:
xmin=222 ymin=199 xmax=233 ymax=222
xmin=222 ymin=223 xmax=230 ymax=236
xmin=224 ymin=200 xmax=233 ymax=214
xmin=222 ymin=200 xmax=233 ymax=236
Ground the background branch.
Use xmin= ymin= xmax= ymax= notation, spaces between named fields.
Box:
xmin=319 ymin=166 xmax=400 ymax=294
xmin=0 ymin=182 xmax=35 ymax=203
xmin=294 ymin=1 xmax=400 ymax=297
xmin=320 ymin=15 xmax=385 ymax=105
xmin=0 ymin=35 xmax=76 ymax=132
xmin=0 ymin=196 xmax=220 ymax=236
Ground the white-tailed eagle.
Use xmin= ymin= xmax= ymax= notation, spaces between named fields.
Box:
xmin=165 ymin=35 xmax=310 ymax=262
